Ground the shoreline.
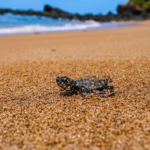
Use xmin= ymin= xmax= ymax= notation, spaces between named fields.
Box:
xmin=0 ymin=20 xmax=149 ymax=64
xmin=0 ymin=21 xmax=137 ymax=36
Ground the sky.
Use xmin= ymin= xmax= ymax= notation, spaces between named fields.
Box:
xmin=0 ymin=0 xmax=129 ymax=15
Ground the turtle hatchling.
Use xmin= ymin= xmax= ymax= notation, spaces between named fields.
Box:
xmin=56 ymin=75 xmax=114 ymax=97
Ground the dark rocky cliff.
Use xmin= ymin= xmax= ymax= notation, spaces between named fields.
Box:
xmin=117 ymin=0 xmax=150 ymax=20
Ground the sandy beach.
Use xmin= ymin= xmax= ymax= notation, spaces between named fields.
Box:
xmin=0 ymin=21 xmax=150 ymax=149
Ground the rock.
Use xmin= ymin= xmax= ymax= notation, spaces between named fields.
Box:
xmin=117 ymin=4 xmax=142 ymax=15
xmin=44 ymin=5 xmax=67 ymax=14
xmin=43 ymin=5 xmax=71 ymax=19
xmin=116 ymin=1 xmax=150 ymax=21
xmin=145 ymin=6 xmax=150 ymax=13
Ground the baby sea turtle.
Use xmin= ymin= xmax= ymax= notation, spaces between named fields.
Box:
xmin=56 ymin=75 xmax=114 ymax=97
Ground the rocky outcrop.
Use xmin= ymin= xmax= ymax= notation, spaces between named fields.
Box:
xmin=117 ymin=5 xmax=142 ymax=15
xmin=117 ymin=1 xmax=150 ymax=20
xmin=0 ymin=3 xmax=150 ymax=22
xmin=43 ymin=5 xmax=75 ymax=19
xmin=44 ymin=5 xmax=67 ymax=14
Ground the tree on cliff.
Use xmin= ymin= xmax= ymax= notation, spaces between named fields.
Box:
xmin=130 ymin=0 xmax=150 ymax=8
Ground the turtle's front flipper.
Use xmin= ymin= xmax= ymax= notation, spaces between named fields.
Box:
xmin=81 ymin=89 xmax=94 ymax=95
xmin=75 ymin=85 xmax=92 ymax=95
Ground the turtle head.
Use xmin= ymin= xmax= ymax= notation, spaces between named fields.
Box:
xmin=56 ymin=76 xmax=75 ymax=91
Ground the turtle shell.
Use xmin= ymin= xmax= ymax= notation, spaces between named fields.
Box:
xmin=75 ymin=75 xmax=112 ymax=91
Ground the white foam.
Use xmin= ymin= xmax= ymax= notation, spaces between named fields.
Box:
xmin=0 ymin=20 xmax=101 ymax=35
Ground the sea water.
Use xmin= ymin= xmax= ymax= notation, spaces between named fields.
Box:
xmin=0 ymin=13 xmax=135 ymax=35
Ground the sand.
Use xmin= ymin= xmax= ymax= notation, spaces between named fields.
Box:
xmin=0 ymin=21 xmax=150 ymax=150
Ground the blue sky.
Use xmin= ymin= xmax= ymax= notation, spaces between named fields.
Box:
xmin=0 ymin=0 xmax=129 ymax=15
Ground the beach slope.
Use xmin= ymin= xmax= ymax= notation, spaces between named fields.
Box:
xmin=0 ymin=21 xmax=150 ymax=150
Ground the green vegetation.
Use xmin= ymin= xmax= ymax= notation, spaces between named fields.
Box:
xmin=130 ymin=0 xmax=150 ymax=8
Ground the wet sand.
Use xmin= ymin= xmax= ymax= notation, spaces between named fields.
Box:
xmin=0 ymin=21 xmax=150 ymax=150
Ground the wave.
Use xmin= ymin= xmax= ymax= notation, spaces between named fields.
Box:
xmin=0 ymin=20 xmax=101 ymax=35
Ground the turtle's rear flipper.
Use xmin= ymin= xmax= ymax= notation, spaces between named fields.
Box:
xmin=98 ymin=86 xmax=114 ymax=97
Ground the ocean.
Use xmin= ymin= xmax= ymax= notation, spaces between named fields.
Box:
xmin=0 ymin=13 xmax=135 ymax=35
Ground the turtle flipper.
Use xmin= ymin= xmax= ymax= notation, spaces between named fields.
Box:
xmin=81 ymin=89 xmax=94 ymax=95
xmin=97 ymin=86 xmax=114 ymax=97
xmin=81 ymin=86 xmax=114 ymax=97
